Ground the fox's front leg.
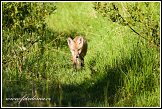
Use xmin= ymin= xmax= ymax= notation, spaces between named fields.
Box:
xmin=80 ymin=56 xmax=84 ymax=67
xmin=71 ymin=57 xmax=77 ymax=69
xmin=72 ymin=57 xmax=82 ymax=69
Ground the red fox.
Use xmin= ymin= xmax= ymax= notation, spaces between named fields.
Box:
xmin=67 ymin=36 xmax=88 ymax=69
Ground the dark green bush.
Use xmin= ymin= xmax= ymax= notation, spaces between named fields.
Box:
xmin=2 ymin=2 xmax=56 ymax=74
xmin=2 ymin=2 xmax=56 ymax=32
xmin=93 ymin=2 xmax=160 ymax=48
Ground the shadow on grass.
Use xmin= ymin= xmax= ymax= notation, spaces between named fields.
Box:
xmin=49 ymin=50 xmax=140 ymax=107
xmin=49 ymin=43 xmax=154 ymax=107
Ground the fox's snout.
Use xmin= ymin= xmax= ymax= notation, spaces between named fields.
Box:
xmin=67 ymin=36 xmax=87 ymax=69
xmin=76 ymin=55 xmax=79 ymax=58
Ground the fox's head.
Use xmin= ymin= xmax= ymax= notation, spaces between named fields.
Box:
xmin=67 ymin=37 xmax=84 ymax=59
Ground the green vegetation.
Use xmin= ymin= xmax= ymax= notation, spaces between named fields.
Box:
xmin=2 ymin=2 xmax=160 ymax=107
xmin=94 ymin=2 xmax=160 ymax=47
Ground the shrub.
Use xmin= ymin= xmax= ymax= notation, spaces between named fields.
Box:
xmin=93 ymin=2 xmax=160 ymax=48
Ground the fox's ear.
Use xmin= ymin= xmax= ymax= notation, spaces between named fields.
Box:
xmin=67 ymin=37 xmax=73 ymax=46
xmin=77 ymin=37 xmax=83 ymax=45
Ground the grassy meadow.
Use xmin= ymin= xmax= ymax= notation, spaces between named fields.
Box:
xmin=2 ymin=2 xmax=160 ymax=107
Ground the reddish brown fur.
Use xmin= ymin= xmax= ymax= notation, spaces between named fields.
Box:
xmin=67 ymin=36 xmax=87 ymax=69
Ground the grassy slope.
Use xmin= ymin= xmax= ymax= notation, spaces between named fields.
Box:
xmin=3 ymin=2 xmax=160 ymax=107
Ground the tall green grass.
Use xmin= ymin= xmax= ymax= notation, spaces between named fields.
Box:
xmin=2 ymin=2 xmax=160 ymax=107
